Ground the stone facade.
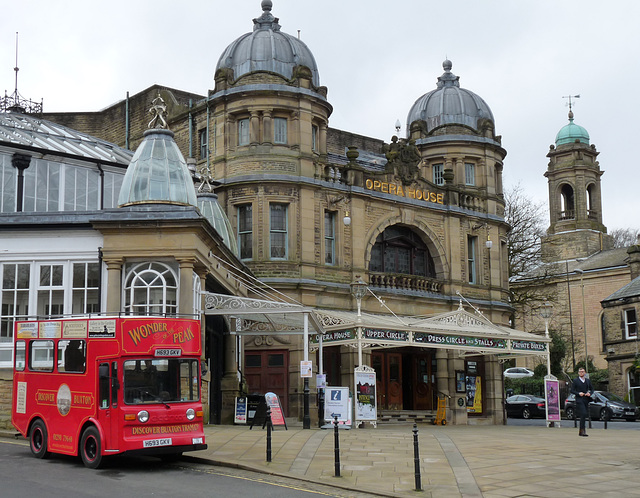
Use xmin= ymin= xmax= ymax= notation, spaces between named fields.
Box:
xmin=35 ymin=5 xmax=522 ymax=425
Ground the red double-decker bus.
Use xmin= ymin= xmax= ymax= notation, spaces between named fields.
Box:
xmin=12 ymin=316 xmax=207 ymax=468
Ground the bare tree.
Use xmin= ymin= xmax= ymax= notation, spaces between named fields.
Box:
xmin=504 ymin=183 xmax=547 ymax=279
xmin=609 ymin=227 xmax=639 ymax=248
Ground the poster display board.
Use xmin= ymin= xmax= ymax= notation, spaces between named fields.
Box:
xmin=545 ymin=378 xmax=561 ymax=424
xmin=354 ymin=367 xmax=377 ymax=425
xmin=250 ymin=392 xmax=287 ymax=429
xmin=234 ymin=396 xmax=247 ymax=424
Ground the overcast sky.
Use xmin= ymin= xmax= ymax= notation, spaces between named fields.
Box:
xmin=3 ymin=1 xmax=638 ymax=231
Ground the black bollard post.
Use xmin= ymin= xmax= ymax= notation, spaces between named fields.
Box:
xmin=412 ymin=424 xmax=422 ymax=491
xmin=266 ymin=406 xmax=272 ymax=462
xmin=318 ymin=388 xmax=325 ymax=428
xmin=588 ymin=410 xmax=592 ymax=430
xmin=333 ymin=415 xmax=340 ymax=477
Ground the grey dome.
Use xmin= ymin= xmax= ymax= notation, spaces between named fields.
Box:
xmin=216 ymin=1 xmax=320 ymax=87
xmin=406 ymin=60 xmax=494 ymax=135
xmin=197 ymin=192 xmax=238 ymax=255
xmin=118 ymin=129 xmax=197 ymax=207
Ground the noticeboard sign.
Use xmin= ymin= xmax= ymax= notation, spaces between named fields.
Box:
xmin=324 ymin=386 xmax=350 ymax=423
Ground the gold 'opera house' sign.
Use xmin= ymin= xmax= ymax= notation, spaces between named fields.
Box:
xmin=365 ymin=179 xmax=444 ymax=204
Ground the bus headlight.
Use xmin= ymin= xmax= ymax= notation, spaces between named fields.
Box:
xmin=137 ymin=410 xmax=150 ymax=423
xmin=186 ymin=408 xmax=196 ymax=420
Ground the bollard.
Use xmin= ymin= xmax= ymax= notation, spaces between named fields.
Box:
xmin=412 ymin=424 xmax=422 ymax=491
xmin=266 ymin=406 xmax=272 ymax=462
xmin=333 ymin=415 xmax=341 ymax=477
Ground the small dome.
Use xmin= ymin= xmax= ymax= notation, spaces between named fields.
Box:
xmin=197 ymin=192 xmax=238 ymax=255
xmin=118 ymin=129 xmax=197 ymax=207
xmin=555 ymin=111 xmax=590 ymax=146
xmin=216 ymin=1 xmax=320 ymax=86
xmin=406 ymin=60 xmax=494 ymax=134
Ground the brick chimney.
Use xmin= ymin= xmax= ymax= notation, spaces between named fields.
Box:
xmin=627 ymin=235 xmax=640 ymax=280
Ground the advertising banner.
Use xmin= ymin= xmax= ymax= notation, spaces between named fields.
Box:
xmin=354 ymin=370 xmax=376 ymax=421
xmin=545 ymin=379 xmax=561 ymax=422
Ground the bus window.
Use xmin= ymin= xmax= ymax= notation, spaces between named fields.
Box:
xmin=111 ymin=362 xmax=119 ymax=407
xmin=123 ymin=359 xmax=199 ymax=404
xmin=99 ymin=363 xmax=110 ymax=409
xmin=15 ymin=340 xmax=26 ymax=371
xmin=29 ymin=340 xmax=54 ymax=372
xmin=58 ymin=340 xmax=86 ymax=373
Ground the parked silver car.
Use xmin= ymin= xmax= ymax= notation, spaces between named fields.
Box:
xmin=564 ymin=391 xmax=639 ymax=422
xmin=503 ymin=367 xmax=534 ymax=379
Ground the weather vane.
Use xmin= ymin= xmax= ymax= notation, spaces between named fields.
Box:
xmin=562 ymin=94 xmax=580 ymax=112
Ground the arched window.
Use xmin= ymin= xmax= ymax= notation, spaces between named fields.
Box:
xmin=559 ymin=184 xmax=574 ymax=220
xmin=369 ymin=226 xmax=435 ymax=277
xmin=586 ymin=184 xmax=596 ymax=219
xmin=124 ymin=262 xmax=178 ymax=316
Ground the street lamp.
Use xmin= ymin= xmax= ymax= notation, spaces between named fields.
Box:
xmin=350 ymin=275 xmax=367 ymax=318
xmin=539 ymin=302 xmax=553 ymax=377
xmin=575 ymin=269 xmax=588 ymax=374
xmin=350 ymin=275 xmax=368 ymax=367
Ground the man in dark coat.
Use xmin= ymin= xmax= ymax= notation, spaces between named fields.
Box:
xmin=571 ymin=367 xmax=594 ymax=436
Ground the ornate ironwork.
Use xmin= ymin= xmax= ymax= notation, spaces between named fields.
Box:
xmin=204 ymin=293 xmax=304 ymax=313
xmin=1 ymin=90 xmax=42 ymax=115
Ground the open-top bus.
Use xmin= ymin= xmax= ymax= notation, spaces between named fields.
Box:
xmin=12 ymin=316 xmax=207 ymax=468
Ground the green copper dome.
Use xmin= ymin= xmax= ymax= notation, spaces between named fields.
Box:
xmin=555 ymin=111 xmax=590 ymax=146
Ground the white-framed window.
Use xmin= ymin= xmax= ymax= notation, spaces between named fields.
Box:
xmin=63 ymin=166 xmax=100 ymax=211
xmin=0 ymin=259 xmax=100 ymax=368
xmin=237 ymin=204 xmax=253 ymax=260
xmin=1 ymin=263 xmax=30 ymax=359
xmin=37 ymin=263 xmax=65 ymax=316
xmin=103 ymin=171 xmax=124 ymax=209
xmin=192 ymin=272 xmax=202 ymax=316
xmin=23 ymin=161 xmax=60 ymax=212
xmin=124 ymin=262 xmax=178 ymax=316
xmin=312 ymin=124 xmax=319 ymax=152
xmin=274 ymin=118 xmax=287 ymax=144
xmin=270 ymin=203 xmax=288 ymax=259
xmin=465 ymin=163 xmax=475 ymax=186
xmin=433 ymin=163 xmax=444 ymax=186
xmin=0 ymin=155 xmax=17 ymax=213
xmin=624 ymin=308 xmax=637 ymax=339
xmin=199 ymin=128 xmax=208 ymax=159
xmin=238 ymin=119 xmax=250 ymax=146
xmin=467 ymin=236 xmax=477 ymax=284
xmin=72 ymin=262 xmax=100 ymax=314
xmin=324 ymin=211 xmax=335 ymax=265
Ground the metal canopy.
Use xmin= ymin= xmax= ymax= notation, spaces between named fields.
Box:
xmin=203 ymin=293 xmax=548 ymax=358
xmin=203 ymin=292 xmax=323 ymax=335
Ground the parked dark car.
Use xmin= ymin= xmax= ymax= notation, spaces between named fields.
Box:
xmin=505 ymin=394 xmax=546 ymax=419
xmin=564 ymin=391 xmax=639 ymax=422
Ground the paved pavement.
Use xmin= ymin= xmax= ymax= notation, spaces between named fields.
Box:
xmin=4 ymin=421 xmax=640 ymax=497
xmin=188 ymin=421 xmax=640 ymax=497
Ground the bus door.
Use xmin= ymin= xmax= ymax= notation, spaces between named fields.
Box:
xmin=97 ymin=361 xmax=120 ymax=450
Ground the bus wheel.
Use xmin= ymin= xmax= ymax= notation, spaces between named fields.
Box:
xmin=30 ymin=420 xmax=50 ymax=459
xmin=80 ymin=426 xmax=103 ymax=469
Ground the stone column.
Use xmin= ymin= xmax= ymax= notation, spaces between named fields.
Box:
xmin=177 ymin=258 xmax=195 ymax=315
xmin=262 ymin=110 xmax=272 ymax=145
xmin=319 ymin=122 xmax=328 ymax=158
xmin=250 ymin=111 xmax=260 ymax=146
xmin=104 ymin=258 xmax=123 ymax=314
